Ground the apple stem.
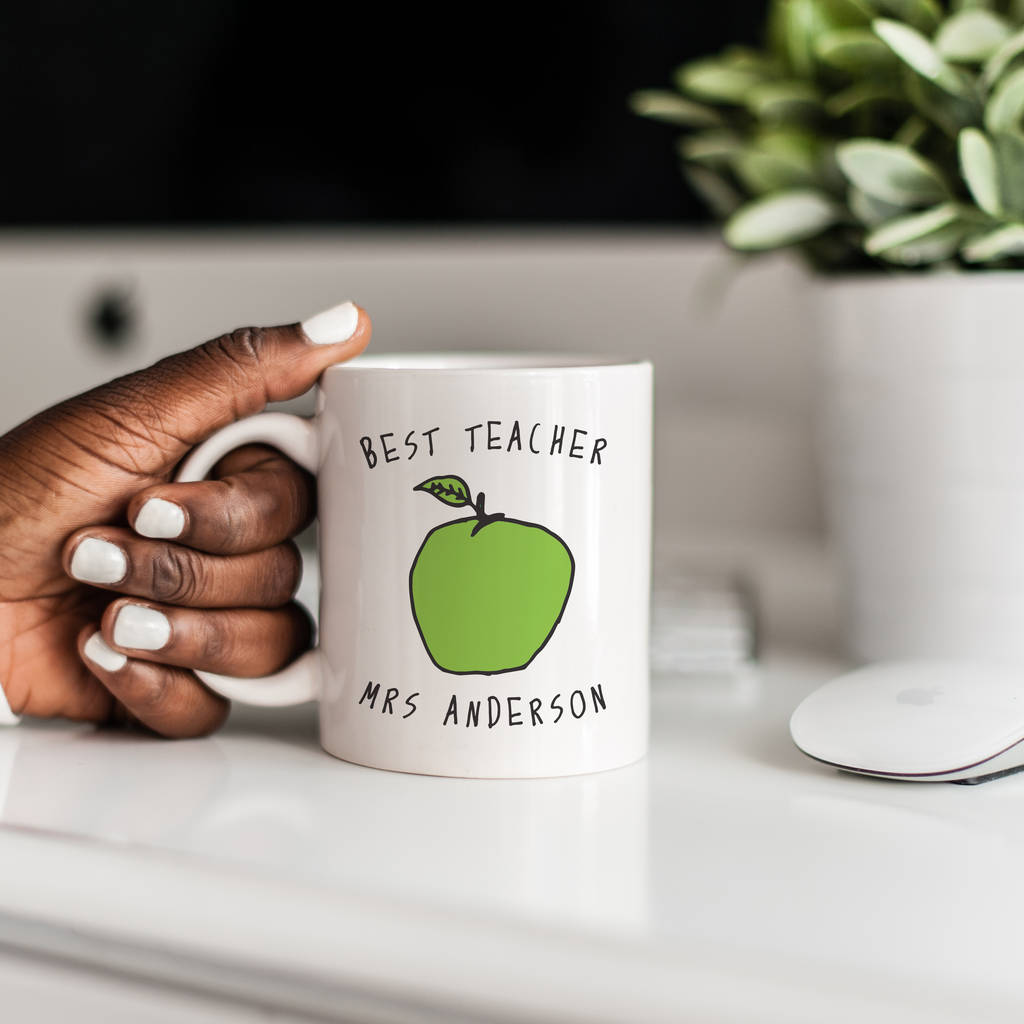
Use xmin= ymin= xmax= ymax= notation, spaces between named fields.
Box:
xmin=470 ymin=490 xmax=505 ymax=536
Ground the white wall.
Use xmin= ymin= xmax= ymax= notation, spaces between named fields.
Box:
xmin=0 ymin=230 xmax=818 ymax=542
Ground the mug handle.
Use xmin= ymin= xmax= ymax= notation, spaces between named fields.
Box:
xmin=174 ymin=413 xmax=322 ymax=707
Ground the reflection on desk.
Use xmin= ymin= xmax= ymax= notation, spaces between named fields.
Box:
xmin=0 ymin=706 xmax=649 ymax=937
xmin=3 ymin=654 xmax=1024 ymax=1023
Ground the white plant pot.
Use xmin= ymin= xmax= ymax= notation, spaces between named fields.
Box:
xmin=818 ymin=271 xmax=1024 ymax=665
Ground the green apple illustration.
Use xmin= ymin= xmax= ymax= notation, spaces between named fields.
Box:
xmin=409 ymin=475 xmax=574 ymax=675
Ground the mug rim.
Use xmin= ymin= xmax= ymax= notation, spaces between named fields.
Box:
xmin=324 ymin=351 xmax=651 ymax=373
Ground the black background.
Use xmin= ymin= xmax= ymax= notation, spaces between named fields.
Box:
xmin=0 ymin=2 xmax=763 ymax=225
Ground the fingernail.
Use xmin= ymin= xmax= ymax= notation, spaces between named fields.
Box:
xmin=84 ymin=631 xmax=127 ymax=672
xmin=301 ymin=301 xmax=359 ymax=345
xmin=134 ymin=498 xmax=185 ymax=539
xmin=70 ymin=537 xmax=127 ymax=584
xmin=113 ymin=604 xmax=171 ymax=651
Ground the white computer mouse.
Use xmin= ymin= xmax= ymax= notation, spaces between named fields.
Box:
xmin=790 ymin=660 xmax=1024 ymax=784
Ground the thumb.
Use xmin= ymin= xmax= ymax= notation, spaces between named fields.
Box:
xmin=46 ymin=300 xmax=370 ymax=477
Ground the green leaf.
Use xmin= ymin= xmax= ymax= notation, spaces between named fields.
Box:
xmin=732 ymin=147 xmax=820 ymax=193
xmin=820 ymin=0 xmax=876 ymax=22
xmin=768 ymin=0 xmax=874 ymax=65
xmin=958 ymin=128 xmax=1001 ymax=215
xmin=864 ymin=203 xmax=968 ymax=262
xmin=985 ymin=65 xmax=1024 ymax=131
xmin=758 ymin=127 xmax=824 ymax=163
xmin=414 ymin=476 xmax=472 ymax=507
xmin=730 ymin=129 xmax=824 ymax=193
xmin=992 ymin=130 xmax=1024 ymax=217
xmin=779 ymin=0 xmax=843 ymax=77
xmin=873 ymin=18 xmax=972 ymax=96
xmin=935 ymin=9 xmax=1011 ymax=63
xmin=880 ymin=225 xmax=967 ymax=263
xmin=628 ymin=91 xmax=723 ymax=127
xmin=961 ymin=222 xmax=1024 ymax=260
xmin=675 ymin=59 xmax=766 ymax=103
xmin=893 ymin=113 xmax=930 ymax=147
xmin=814 ymin=28 xmax=897 ymax=71
xmin=835 ymin=138 xmax=949 ymax=204
xmin=716 ymin=45 xmax=781 ymax=76
xmin=824 ymin=80 xmax=907 ymax=117
xmin=904 ymin=67 xmax=983 ymax=136
xmin=677 ymin=131 xmax=745 ymax=165
xmin=723 ymin=190 xmax=840 ymax=250
xmin=981 ymin=27 xmax=1024 ymax=88
xmin=848 ymin=186 xmax=907 ymax=226
xmin=745 ymin=80 xmax=822 ymax=121
xmin=875 ymin=0 xmax=942 ymax=34
xmin=683 ymin=165 xmax=743 ymax=218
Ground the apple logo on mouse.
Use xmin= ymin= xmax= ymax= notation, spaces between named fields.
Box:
xmin=897 ymin=686 xmax=944 ymax=706
xmin=409 ymin=474 xmax=574 ymax=675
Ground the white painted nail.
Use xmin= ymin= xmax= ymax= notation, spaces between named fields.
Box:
xmin=114 ymin=604 xmax=171 ymax=651
xmin=301 ymin=301 xmax=359 ymax=345
xmin=84 ymin=632 xmax=127 ymax=672
xmin=70 ymin=537 xmax=127 ymax=585
xmin=134 ymin=498 xmax=185 ymax=539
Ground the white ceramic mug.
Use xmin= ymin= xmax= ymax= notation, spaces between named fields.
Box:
xmin=177 ymin=353 xmax=653 ymax=778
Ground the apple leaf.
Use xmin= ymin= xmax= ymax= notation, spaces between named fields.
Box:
xmin=414 ymin=475 xmax=473 ymax=507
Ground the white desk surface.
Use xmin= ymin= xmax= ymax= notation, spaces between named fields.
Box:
xmin=2 ymin=643 xmax=1023 ymax=1023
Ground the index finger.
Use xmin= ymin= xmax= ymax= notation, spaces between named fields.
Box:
xmin=127 ymin=444 xmax=315 ymax=555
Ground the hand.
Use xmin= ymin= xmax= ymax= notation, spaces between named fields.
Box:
xmin=0 ymin=302 xmax=371 ymax=736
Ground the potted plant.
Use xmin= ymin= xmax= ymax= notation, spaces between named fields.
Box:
xmin=634 ymin=0 xmax=1024 ymax=665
